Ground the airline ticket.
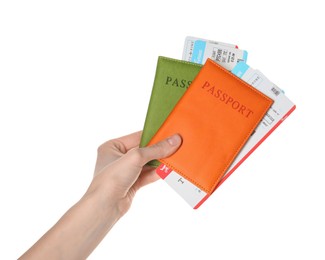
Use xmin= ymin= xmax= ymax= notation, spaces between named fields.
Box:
xmin=182 ymin=36 xmax=248 ymax=70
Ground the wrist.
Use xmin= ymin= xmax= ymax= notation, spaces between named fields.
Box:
xmin=81 ymin=187 xmax=123 ymax=224
xmin=85 ymin=173 xmax=134 ymax=218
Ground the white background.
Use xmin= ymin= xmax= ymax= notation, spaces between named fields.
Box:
xmin=1 ymin=1 xmax=324 ymax=259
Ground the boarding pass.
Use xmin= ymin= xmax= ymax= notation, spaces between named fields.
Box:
xmin=182 ymin=36 xmax=248 ymax=70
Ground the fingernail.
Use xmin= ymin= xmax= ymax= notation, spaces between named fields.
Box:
xmin=167 ymin=134 xmax=181 ymax=146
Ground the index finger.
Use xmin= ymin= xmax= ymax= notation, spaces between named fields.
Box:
xmin=112 ymin=131 xmax=143 ymax=151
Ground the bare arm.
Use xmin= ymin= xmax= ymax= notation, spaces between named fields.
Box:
xmin=19 ymin=131 xmax=182 ymax=259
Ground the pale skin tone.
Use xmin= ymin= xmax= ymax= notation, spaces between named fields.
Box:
xmin=19 ymin=131 xmax=182 ymax=259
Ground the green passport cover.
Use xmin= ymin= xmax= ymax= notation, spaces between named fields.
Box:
xmin=140 ymin=56 xmax=202 ymax=166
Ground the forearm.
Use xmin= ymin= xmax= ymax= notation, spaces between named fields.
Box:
xmin=19 ymin=191 xmax=121 ymax=260
xmin=19 ymin=132 xmax=181 ymax=259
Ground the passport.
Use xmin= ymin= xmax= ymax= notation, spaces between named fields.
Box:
xmin=149 ymin=59 xmax=273 ymax=207
xmin=140 ymin=56 xmax=202 ymax=166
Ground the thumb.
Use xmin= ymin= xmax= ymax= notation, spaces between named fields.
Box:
xmin=126 ymin=134 xmax=182 ymax=167
xmin=144 ymin=134 xmax=182 ymax=163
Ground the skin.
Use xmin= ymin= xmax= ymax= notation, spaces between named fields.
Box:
xmin=19 ymin=131 xmax=182 ymax=260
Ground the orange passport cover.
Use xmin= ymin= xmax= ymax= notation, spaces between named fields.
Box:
xmin=148 ymin=59 xmax=273 ymax=195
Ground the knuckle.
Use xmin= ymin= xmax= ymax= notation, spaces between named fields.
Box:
xmin=96 ymin=140 xmax=112 ymax=154
xmin=97 ymin=139 xmax=126 ymax=155
xmin=97 ymin=142 xmax=108 ymax=154
xmin=127 ymin=148 xmax=145 ymax=166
